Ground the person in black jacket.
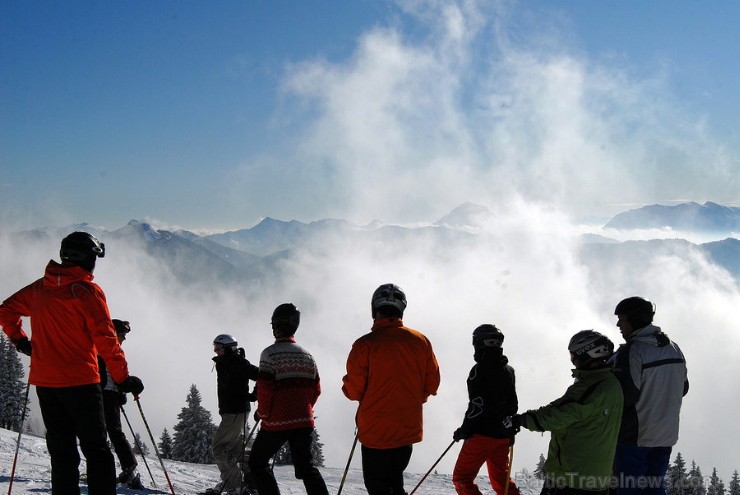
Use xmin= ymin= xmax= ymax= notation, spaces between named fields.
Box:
xmin=208 ymin=334 xmax=259 ymax=495
xmin=98 ymin=319 xmax=144 ymax=489
xmin=452 ymin=324 xmax=520 ymax=495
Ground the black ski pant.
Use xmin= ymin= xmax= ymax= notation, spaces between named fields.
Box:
xmin=37 ymin=384 xmax=116 ymax=495
xmin=361 ymin=444 xmax=413 ymax=495
xmin=102 ymin=389 xmax=137 ymax=472
xmin=247 ymin=426 xmax=328 ymax=495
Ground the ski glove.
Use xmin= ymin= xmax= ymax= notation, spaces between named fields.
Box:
xmin=453 ymin=427 xmax=471 ymax=442
xmin=14 ymin=337 xmax=32 ymax=356
xmin=119 ymin=392 xmax=128 ymax=405
xmin=118 ymin=376 xmax=145 ymax=396
xmin=502 ymin=414 xmax=522 ymax=434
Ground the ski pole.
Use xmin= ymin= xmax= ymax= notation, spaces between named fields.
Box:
xmin=244 ymin=418 xmax=260 ymax=446
xmin=121 ymin=404 xmax=156 ymax=485
xmin=409 ymin=439 xmax=456 ymax=495
xmin=503 ymin=443 xmax=515 ymax=495
xmin=229 ymin=416 xmax=260 ymax=493
xmin=337 ymin=430 xmax=358 ymax=495
xmin=7 ymin=381 xmax=30 ymax=495
xmin=135 ymin=396 xmax=177 ymax=495
xmin=238 ymin=413 xmax=248 ymax=494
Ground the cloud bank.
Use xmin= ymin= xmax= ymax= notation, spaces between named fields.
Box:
xmin=230 ymin=0 xmax=736 ymax=225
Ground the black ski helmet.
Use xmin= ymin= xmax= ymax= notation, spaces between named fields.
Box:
xmin=213 ymin=334 xmax=238 ymax=347
xmin=271 ymin=303 xmax=301 ymax=336
xmin=60 ymin=231 xmax=105 ymax=263
xmin=112 ymin=319 xmax=131 ymax=335
xmin=472 ymin=324 xmax=504 ymax=349
xmin=371 ymin=283 xmax=407 ymax=317
xmin=614 ymin=296 xmax=655 ymax=330
xmin=568 ymin=330 xmax=613 ymax=368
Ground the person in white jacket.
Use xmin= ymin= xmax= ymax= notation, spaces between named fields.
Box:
xmin=609 ymin=297 xmax=689 ymax=495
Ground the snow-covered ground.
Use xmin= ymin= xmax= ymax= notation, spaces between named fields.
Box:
xmin=0 ymin=427 xmax=542 ymax=494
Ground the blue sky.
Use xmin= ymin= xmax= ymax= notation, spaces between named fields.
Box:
xmin=2 ymin=0 xmax=738 ymax=232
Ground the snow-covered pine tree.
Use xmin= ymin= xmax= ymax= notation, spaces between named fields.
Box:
xmin=708 ymin=468 xmax=726 ymax=495
xmin=687 ymin=461 xmax=706 ymax=495
xmin=0 ymin=335 xmax=29 ymax=431
xmin=668 ymin=452 xmax=688 ymax=495
xmin=534 ymin=453 xmax=546 ymax=480
xmin=273 ymin=442 xmax=291 ymax=465
xmin=311 ymin=429 xmax=325 ymax=468
xmin=133 ymin=432 xmax=150 ymax=456
xmin=172 ymin=384 xmax=216 ymax=463
xmin=729 ymin=471 xmax=740 ymax=495
xmin=271 ymin=428 xmax=325 ymax=467
xmin=159 ymin=428 xmax=174 ymax=459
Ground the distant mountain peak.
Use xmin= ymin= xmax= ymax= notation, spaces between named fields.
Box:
xmin=604 ymin=201 xmax=740 ymax=232
xmin=436 ymin=202 xmax=493 ymax=228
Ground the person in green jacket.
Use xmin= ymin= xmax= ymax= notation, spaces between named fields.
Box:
xmin=504 ymin=330 xmax=623 ymax=495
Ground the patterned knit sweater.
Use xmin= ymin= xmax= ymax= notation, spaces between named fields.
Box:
xmin=256 ymin=336 xmax=321 ymax=431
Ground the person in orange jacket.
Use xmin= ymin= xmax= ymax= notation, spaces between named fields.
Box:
xmin=342 ymin=283 xmax=440 ymax=495
xmin=0 ymin=232 xmax=144 ymax=495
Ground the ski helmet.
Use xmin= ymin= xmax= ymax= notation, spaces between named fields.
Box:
xmin=112 ymin=319 xmax=131 ymax=335
xmin=370 ymin=283 xmax=407 ymax=317
xmin=568 ymin=330 xmax=613 ymax=368
xmin=472 ymin=324 xmax=504 ymax=349
xmin=614 ymin=296 xmax=655 ymax=330
xmin=271 ymin=303 xmax=301 ymax=336
xmin=213 ymin=334 xmax=238 ymax=347
xmin=60 ymin=231 xmax=105 ymax=262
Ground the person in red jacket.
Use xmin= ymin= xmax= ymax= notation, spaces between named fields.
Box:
xmin=248 ymin=303 xmax=329 ymax=495
xmin=342 ymin=283 xmax=441 ymax=495
xmin=0 ymin=232 xmax=144 ymax=495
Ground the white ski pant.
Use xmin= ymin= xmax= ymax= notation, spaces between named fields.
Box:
xmin=213 ymin=413 xmax=245 ymax=491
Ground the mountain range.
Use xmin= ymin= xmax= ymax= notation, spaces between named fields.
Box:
xmin=2 ymin=202 xmax=738 ymax=287
xmin=604 ymin=201 xmax=740 ymax=232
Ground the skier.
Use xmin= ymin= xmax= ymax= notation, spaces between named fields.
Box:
xmin=609 ymin=297 xmax=689 ymax=495
xmin=206 ymin=333 xmax=259 ymax=495
xmin=247 ymin=303 xmax=329 ymax=495
xmin=504 ymin=330 xmax=623 ymax=495
xmin=0 ymin=231 xmax=144 ymax=495
xmin=452 ymin=324 xmax=520 ymax=495
xmin=342 ymin=283 xmax=440 ymax=495
xmin=98 ymin=318 xmax=145 ymax=489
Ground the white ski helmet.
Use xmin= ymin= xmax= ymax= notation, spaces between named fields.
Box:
xmin=213 ymin=334 xmax=237 ymax=347
xmin=568 ymin=330 xmax=613 ymax=367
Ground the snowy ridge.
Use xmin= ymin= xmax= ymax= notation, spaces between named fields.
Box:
xmin=0 ymin=427 xmax=542 ymax=494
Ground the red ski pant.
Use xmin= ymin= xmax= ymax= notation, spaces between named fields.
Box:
xmin=452 ymin=435 xmax=519 ymax=495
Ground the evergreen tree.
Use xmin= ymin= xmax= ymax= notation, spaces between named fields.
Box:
xmin=310 ymin=429 xmax=325 ymax=468
xmin=0 ymin=335 xmax=29 ymax=431
xmin=668 ymin=452 xmax=688 ymax=495
xmin=273 ymin=442 xmax=292 ymax=465
xmin=708 ymin=468 xmax=726 ymax=495
xmin=534 ymin=453 xmax=546 ymax=480
xmin=271 ymin=428 xmax=324 ymax=467
xmin=687 ymin=461 xmax=706 ymax=495
xmin=729 ymin=471 xmax=740 ymax=495
xmin=171 ymin=384 xmax=216 ymax=463
xmin=159 ymin=428 xmax=174 ymax=459
xmin=133 ymin=432 xmax=150 ymax=456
